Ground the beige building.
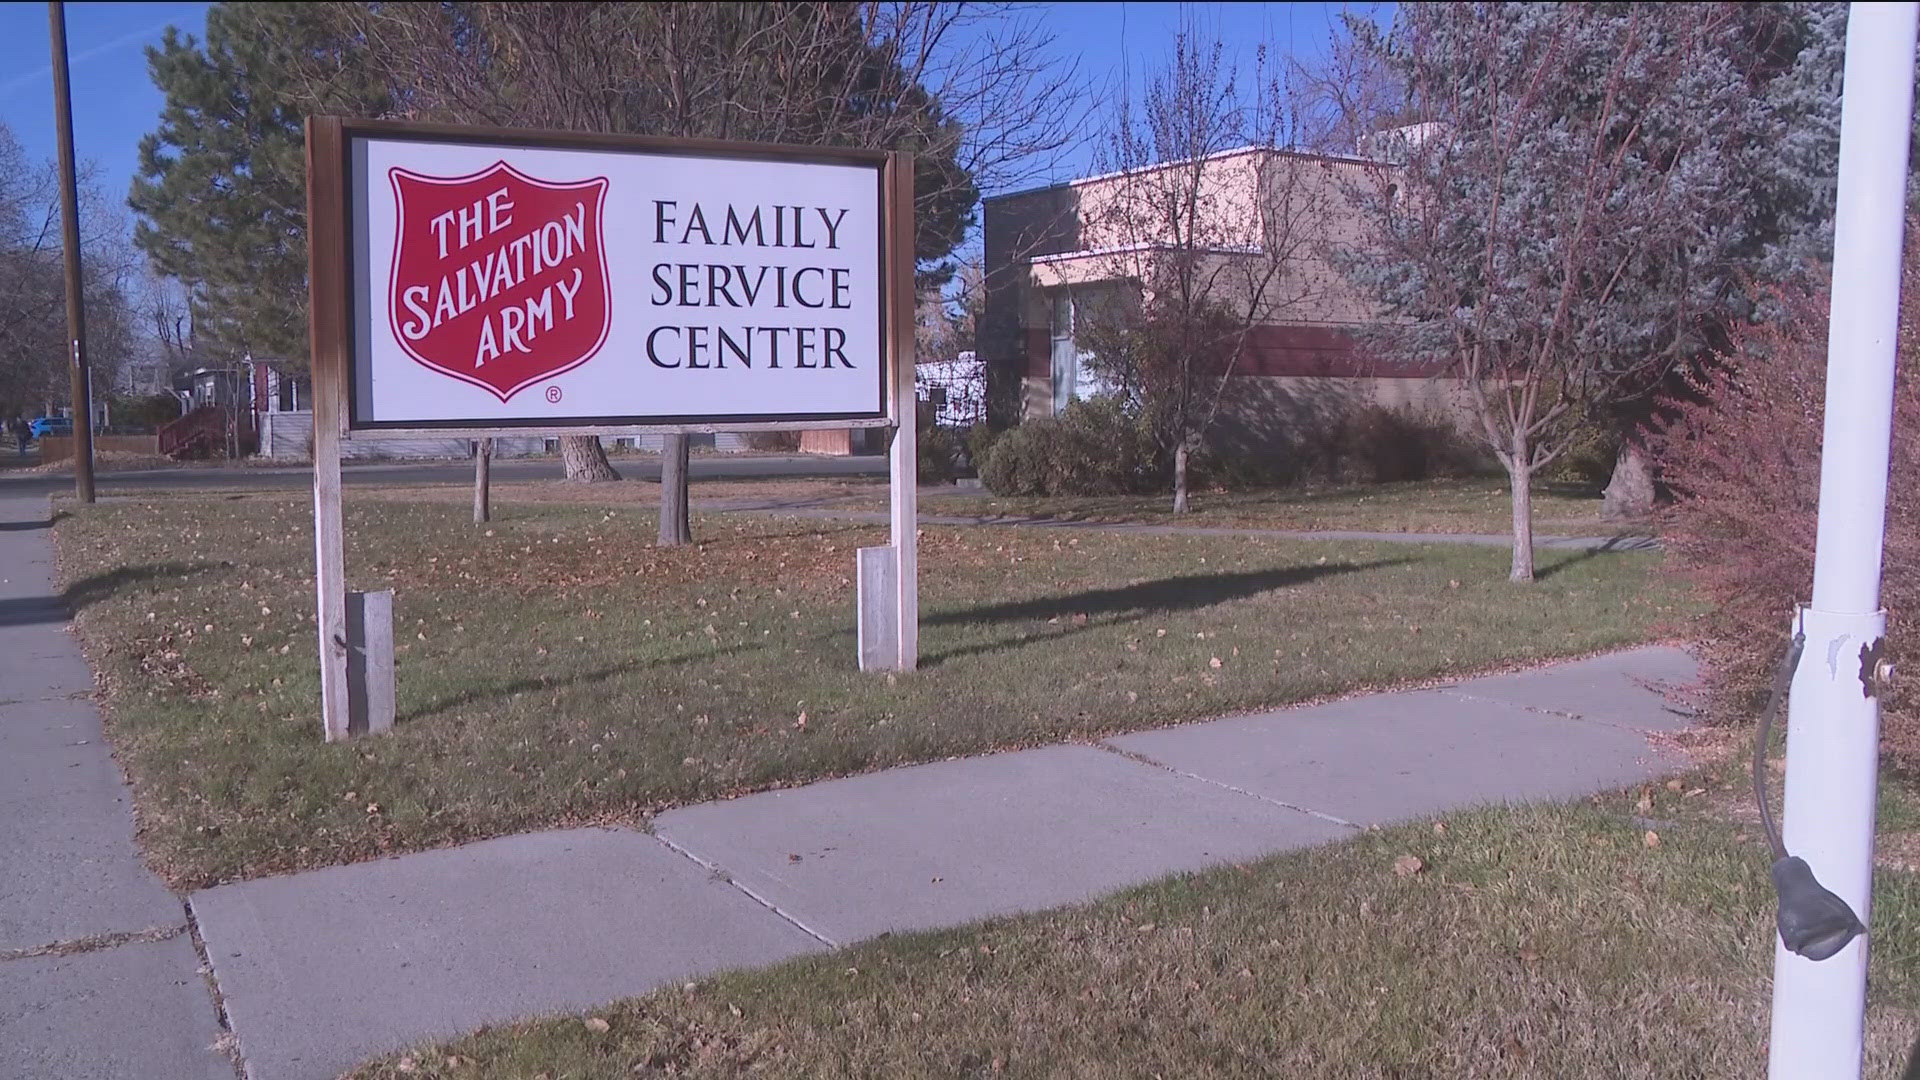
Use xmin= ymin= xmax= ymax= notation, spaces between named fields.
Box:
xmin=978 ymin=145 xmax=1471 ymax=454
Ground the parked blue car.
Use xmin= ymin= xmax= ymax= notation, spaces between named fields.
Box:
xmin=28 ymin=417 xmax=72 ymax=439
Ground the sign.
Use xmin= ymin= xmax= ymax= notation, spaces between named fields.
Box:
xmin=318 ymin=120 xmax=895 ymax=431
xmin=302 ymin=119 xmax=920 ymax=742
xmin=387 ymin=163 xmax=612 ymax=403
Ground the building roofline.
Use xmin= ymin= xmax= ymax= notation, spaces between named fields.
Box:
xmin=983 ymin=144 xmax=1385 ymax=204
xmin=1030 ymin=242 xmax=1263 ymax=265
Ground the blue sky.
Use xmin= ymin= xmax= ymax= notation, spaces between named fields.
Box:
xmin=0 ymin=2 xmax=1374 ymax=242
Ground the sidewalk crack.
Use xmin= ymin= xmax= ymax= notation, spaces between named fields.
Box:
xmin=649 ymin=833 xmax=841 ymax=949
xmin=182 ymin=899 xmax=247 ymax=1079
xmin=0 ymin=923 xmax=184 ymax=962
xmin=1094 ymin=741 xmax=1362 ymax=831
xmin=1434 ymin=687 xmax=1670 ymax=736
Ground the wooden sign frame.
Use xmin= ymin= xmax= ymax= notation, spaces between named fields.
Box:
xmin=304 ymin=117 xmax=918 ymax=741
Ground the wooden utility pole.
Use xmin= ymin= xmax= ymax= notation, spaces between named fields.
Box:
xmin=47 ymin=1 xmax=95 ymax=503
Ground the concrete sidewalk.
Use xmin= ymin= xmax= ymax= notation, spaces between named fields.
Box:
xmin=0 ymin=495 xmax=231 ymax=1080
xmin=187 ymin=646 xmax=1696 ymax=1079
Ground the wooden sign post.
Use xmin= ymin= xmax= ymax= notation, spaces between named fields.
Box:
xmin=305 ymin=117 xmax=917 ymax=738
xmin=305 ymin=117 xmax=353 ymax=741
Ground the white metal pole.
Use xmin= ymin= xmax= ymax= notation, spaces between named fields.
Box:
xmin=1767 ymin=4 xmax=1917 ymax=1077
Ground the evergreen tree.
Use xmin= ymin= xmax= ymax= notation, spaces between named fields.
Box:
xmin=130 ymin=3 xmax=386 ymax=366
xmin=316 ymin=2 xmax=981 ymax=515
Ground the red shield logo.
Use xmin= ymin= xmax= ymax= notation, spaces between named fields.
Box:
xmin=388 ymin=162 xmax=611 ymax=402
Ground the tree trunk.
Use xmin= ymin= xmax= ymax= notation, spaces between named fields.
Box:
xmin=1506 ymin=448 xmax=1536 ymax=583
xmin=560 ymin=434 xmax=620 ymax=481
xmin=472 ymin=438 xmax=491 ymax=524
xmin=657 ymin=432 xmax=692 ymax=546
xmin=1601 ymin=433 xmax=1656 ymax=520
xmin=1172 ymin=439 xmax=1191 ymax=514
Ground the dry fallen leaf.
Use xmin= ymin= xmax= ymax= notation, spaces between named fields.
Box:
xmin=1393 ymin=854 xmax=1425 ymax=877
xmin=1666 ymin=779 xmax=1684 ymax=792
xmin=1135 ymin=922 xmax=1157 ymax=933
xmin=1644 ymin=830 xmax=1661 ymax=849
xmin=1208 ymin=657 xmax=1223 ymax=669
xmin=584 ymin=1017 xmax=610 ymax=1033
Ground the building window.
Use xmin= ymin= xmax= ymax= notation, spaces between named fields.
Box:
xmin=1049 ymin=291 xmax=1077 ymax=413
xmin=1048 ymin=290 xmax=1111 ymax=415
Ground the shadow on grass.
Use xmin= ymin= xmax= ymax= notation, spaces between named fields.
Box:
xmin=921 ymin=559 xmax=1408 ymax=666
xmin=1530 ymin=541 xmax=1649 ymax=582
xmin=947 ymin=477 xmax=1601 ymax=524
xmin=398 ymin=642 xmax=760 ymax=724
xmin=60 ymin=561 xmax=220 ymax=612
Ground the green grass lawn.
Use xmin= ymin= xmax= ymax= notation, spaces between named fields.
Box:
xmin=346 ymin=774 xmax=1920 ymax=1079
xmin=314 ymin=472 xmax=1628 ymax=537
xmin=57 ymin=492 xmax=1683 ymax=889
xmin=907 ymin=475 xmax=1637 ymax=536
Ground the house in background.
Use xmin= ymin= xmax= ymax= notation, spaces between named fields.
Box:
xmin=917 ymin=350 xmax=986 ymax=429
xmin=977 ymin=144 xmax=1470 ymax=456
xmin=243 ymin=357 xmax=779 ymax=460
xmin=243 ymin=357 xmax=557 ymax=461
xmin=115 ymin=358 xmax=175 ymax=400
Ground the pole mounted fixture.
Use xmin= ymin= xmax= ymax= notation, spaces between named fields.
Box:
xmin=1752 ymin=630 xmax=1865 ymax=963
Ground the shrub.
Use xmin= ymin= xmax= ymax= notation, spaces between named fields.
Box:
xmin=108 ymin=392 xmax=187 ymax=434
xmin=980 ymin=395 xmax=1161 ymax=496
xmin=1542 ymin=417 xmax=1620 ymax=488
xmin=963 ymin=423 xmax=1000 ymax=476
xmin=1306 ymin=404 xmax=1485 ymax=485
xmin=1656 ymin=284 xmax=1920 ymax=762
xmin=918 ymin=420 xmax=960 ymax=484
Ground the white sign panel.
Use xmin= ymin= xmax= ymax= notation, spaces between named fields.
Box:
xmin=343 ymin=131 xmax=888 ymax=429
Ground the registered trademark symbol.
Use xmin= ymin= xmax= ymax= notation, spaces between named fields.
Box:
xmin=545 ymin=385 xmax=562 ymax=403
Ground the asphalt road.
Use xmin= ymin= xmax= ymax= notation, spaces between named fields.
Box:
xmin=0 ymin=452 xmax=888 ymax=498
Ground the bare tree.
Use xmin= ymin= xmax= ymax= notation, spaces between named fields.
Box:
xmin=142 ymin=273 xmax=202 ymax=374
xmin=916 ymin=256 xmax=982 ymax=363
xmin=1289 ymin=7 xmax=1408 ymax=157
xmin=1078 ymin=33 xmax=1336 ymax=512
xmin=0 ymin=122 xmax=137 ymax=421
xmin=312 ymin=2 xmax=1084 ymax=542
